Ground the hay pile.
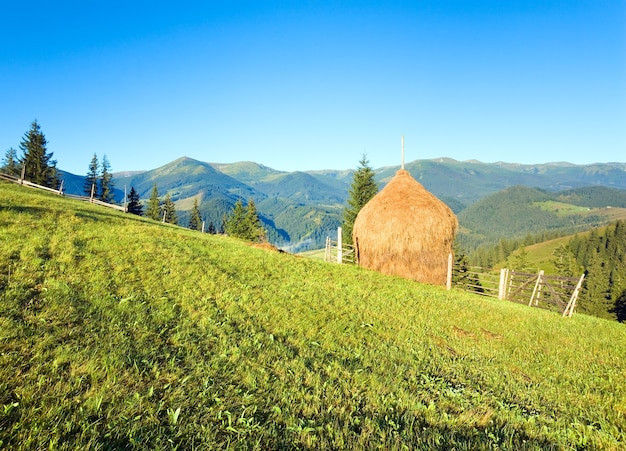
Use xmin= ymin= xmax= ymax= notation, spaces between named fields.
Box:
xmin=352 ymin=169 xmax=458 ymax=285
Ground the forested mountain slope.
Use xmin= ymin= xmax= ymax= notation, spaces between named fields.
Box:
xmin=457 ymin=185 xmax=626 ymax=252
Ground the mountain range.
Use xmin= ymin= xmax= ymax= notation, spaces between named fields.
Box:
xmin=59 ymin=157 xmax=626 ymax=252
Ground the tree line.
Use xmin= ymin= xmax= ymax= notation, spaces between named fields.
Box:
xmin=84 ymin=153 xmax=114 ymax=203
xmin=568 ymin=220 xmax=626 ymax=322
xmin=1 ymin=120 xmax=267 ymax=244
xmin=137 ymin=183 xmax=266 ymax=242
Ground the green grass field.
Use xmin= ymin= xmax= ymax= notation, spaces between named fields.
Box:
xmin=1 ymin=181 xmax=626 ymax=450
xmin=298 ymin=248 xmax=327 ymax=261
xmin=534 ymin=201 xmax=591 ymax=216
xmin=501 ymin=236 xmax=576 ymax=274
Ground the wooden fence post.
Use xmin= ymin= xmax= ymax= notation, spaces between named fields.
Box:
xmin=529 ymin=270 xmax=544 ymax=306
xmin=563 ymin=273 xmax=585 ymax=317
xmin=337 ymin=227 xmax=343 ymax=264
xmin=446 ymin=253 xmax=453 ymax=290
xmin=324 ymin=237 xmax=331 ymax=263
xmin=507 ymin=270 xmax=515 ymax=299
xmin=498 ymin=268 xmax=508 ymax=300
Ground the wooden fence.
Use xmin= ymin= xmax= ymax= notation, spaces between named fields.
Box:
xmin=451 ymin=265 xmax=502 ymax=299
xmin=452 ymin=265 xmax=584 ymax=317
xmin=324 ymin=236 xmax=355 ymax=264
xmin=501 ymin=269 xmax=584 ymax=317
xmin=1 ymin=172 xmax=127 ymax=212
xmin=321 ymin=229 xmax=585 ymax=317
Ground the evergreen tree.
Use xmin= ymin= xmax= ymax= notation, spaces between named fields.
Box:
xmin=569 ymin=220 xmax=626 ymax=321
xmin=342 ymin=155 xmax=378 ymax=245
xmin=126 ymin=186 xmax=143 ymax=216
xmin=85 ymin=153 xmax=99 ymax=197
xmin=224 ymin=200 xmax=247 ymax=237
xmin=99 ymin=154 xmax=114 ymax=203
xmin=580 ymin=251 xmax=612 ymax=319
xmin=223 ymin=199 xmax=266 ymax=242
xmin=552 ymin=244 xmax=578 ymax=278
xmin=613 ymin=290 xmax=626 ymax=323
xmin=207 ymin=221 xmax=216 ymax=234
xmin=452 ymin=245 xmax=483 ymax=292
xmin=509 ymin=248 xmax=531 ymax=272
xmin=188 ymin=198 xmax=202 ymax=231
xmin=18 ymin=120 xmax=59 ymax=188
xmin=146 ymin=184 xmax=161 ymax=221
xmin=244 ymin=199 xmax=266 ymax=242
xmin=1 ymin=147 xmax=20 ymax=176
xmin=162 ymin=193 xmax=178 ymax=225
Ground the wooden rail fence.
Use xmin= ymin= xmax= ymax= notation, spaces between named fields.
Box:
xmin=1 ymin=172 xmax=127 ymax=212
xmin=452 ymin=265 xmax=584 ymax=317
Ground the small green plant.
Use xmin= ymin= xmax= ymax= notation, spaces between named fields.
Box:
xmin=167 ymin=407 xmax=181 ymax=426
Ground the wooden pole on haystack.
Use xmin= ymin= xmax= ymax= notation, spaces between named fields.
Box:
xmin=401 ymin=135 xmax=405 ymax=170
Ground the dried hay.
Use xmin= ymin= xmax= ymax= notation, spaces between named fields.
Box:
xmin=352 ymin=169 xmax=458 ymax=285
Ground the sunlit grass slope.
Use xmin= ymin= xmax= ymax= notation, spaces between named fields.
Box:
xmin=1 ymin=181 xmax=625 ymax=450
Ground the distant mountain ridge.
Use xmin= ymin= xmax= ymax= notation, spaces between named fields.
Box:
xmin=58 ymin=156 xmax=626 ymax=251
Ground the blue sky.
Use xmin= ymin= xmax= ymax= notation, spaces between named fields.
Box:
xmin=1 ymin=1 xmax=624 ymax=175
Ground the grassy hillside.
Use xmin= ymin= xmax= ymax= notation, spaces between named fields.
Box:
xmin=2 ymin=181 xmax=626 ymax=450
xmin=497 ymin=236 xmax=577 ymax=274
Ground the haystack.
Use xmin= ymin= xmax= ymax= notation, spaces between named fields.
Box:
xmin=352 ymin=169 xmax=458 ymax=285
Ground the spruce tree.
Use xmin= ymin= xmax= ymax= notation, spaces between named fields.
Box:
xmin=1 ymin=147 xmax=20 ymax=177
xmin=126 ymin=186 xmax=143 ymax=216
xmin=568 ymin=220 xmax=626 ymax=321
xmin=223 ymin=199 xmax=266 ymax=242
xmin=552 ymin=244 xmax=578 ymax=278
xmin=614 ymin=291 xmax=626 ymax=323
xmin=510 ymin=248 xmax=531 ymax=272
xmin=224 ymin=200 xmax=247 ymax=237
xmin=146 ymin=184 xmax=161 ymax=221
xmin=244 ymin=199 xmax=266 ymax=242
xmin=188 ymin=198 xmax=202 ymax=231
xmin=85 ymin=153 xmax=99 ymax=197
xmin=19 ymin=120 xmax=59 ymax=188
xmin=162 ymin=193 xmax=178 ymax=225
xmin=452 ymin=245 xmax=483 ymax=292
xmin=580 ymin=251 xmax=612 ymax=319
xmin=99 ymin=154 xmax=114 ymax=203
xmin=207 ymin=221 xmax=216 ymax=234
xmin=342 ymin=155 xmax=378 ymax=245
